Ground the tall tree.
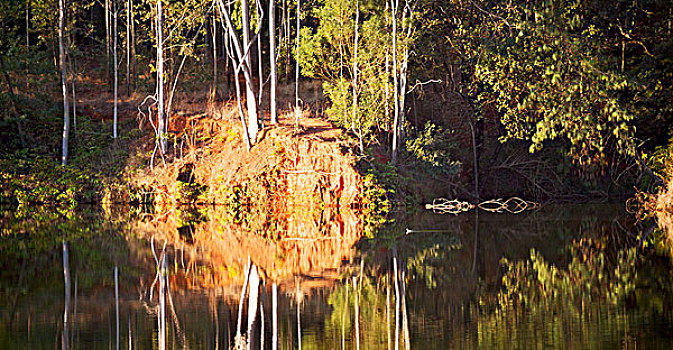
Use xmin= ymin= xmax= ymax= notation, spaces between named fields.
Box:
xmin=352 ymin=0 xmax=363 ymax=154
xmin=113 ymin=0 xmax=119 ymax=139
xmin=126 ymin=0 xmax=131 ymax=96
xmin=269 ymin=0 xmax=278 ymax=124
xmin=59 ymin=0 xmax=70 ymax=165
xmin=156 ymin=0 xmax=166 ymax=153
xmin=241 ymin=0 xmax=259 ymax=143
xmin=295 ymin=0 xmax=301 ymax=125
xmin=390 ymin=0 xmax=399 ymax=164
xmin=215 ymin=0 xmax=259 ymax=149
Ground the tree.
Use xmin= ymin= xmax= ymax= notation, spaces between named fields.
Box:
xmin=113 ymin=0 xmax=119 ymax=139
xmin=299 ymin=0 xmax=416 ymax=158
xmin=241 ymin=0 xmax=260 ymax=143
xmin=294 ymin=0 xmax=301 ymax=125
xmin=59 ymin=0 xmax=70 ymax=165
xmin=156 ymin=0 xmax=166 ymax=153
xmin=462 ymin=1 xmax=635 ymax=163
xmin=269 ymin=0 xmax=278 ymax=124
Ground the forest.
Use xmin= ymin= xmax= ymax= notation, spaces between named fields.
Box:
xmin=1 ymin=0 xmax=672 ymax=204
xmin=2 ymin=1 xmax=673 ymax=348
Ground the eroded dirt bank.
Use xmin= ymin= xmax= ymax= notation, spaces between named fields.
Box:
xmin=125 ymin=111 xmax=366 ymax=288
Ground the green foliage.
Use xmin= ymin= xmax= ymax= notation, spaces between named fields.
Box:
xmin=299 ymin=0 xmax=408 ymax=144
xmin=461 ymin=1 xmax=636 ymax=163
xmin=176 ymin=181 xmax=208 ymax=204
xmin=405 ymin=122 xmax=461 ymax=175
xmin=0 ymin=154 xmax=102 ymax=206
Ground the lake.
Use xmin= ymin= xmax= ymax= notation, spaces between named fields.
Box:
xmin=1 ymin=203 xmax=672 ymax=349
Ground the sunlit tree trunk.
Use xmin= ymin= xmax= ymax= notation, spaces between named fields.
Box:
xmin=294 ymin=0 xmax=300 ymax=125
xmin=113 ymin=0 xmax=119 ymax=139
xmin=384 ymin=1 xmax=390 ymax=134
xmin=353 ymin=0 xmax=364 ymax=154
xmin=269 ymin=0 xmax=278 ymax=124
xmin=256 ymin=0 xmax=264 ymax=128
xmin=130 ymin=0 xmax=136 ymax=91
xmin=126 ymin=0 xmax=131 ymax=96
xmin=156 ymin=0 xmax=166 ymax=153
xmin=212 ymin=16 xmax=217 ymax=94
xmin=105 ymin=0 xmax=111 ymax=86
xmin=60 ymin=0 xmax=70 ymax=166
xmin=390 ymin=0 xmax=399 ymax=164
xmin=241 ymin=0 xmax=259 ymax=143
xmin=282 ymin=0 xmax=289 ymax=81
xmin=216 ymin=0 xmax=255 ymax=150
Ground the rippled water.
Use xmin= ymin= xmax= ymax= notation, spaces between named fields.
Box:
xmin=1 ymin=204 xmax=672 ymax=349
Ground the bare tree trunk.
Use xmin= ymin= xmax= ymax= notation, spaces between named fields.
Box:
xmin=130 ymin=0 xmax=136 ymax=91
xmin=294 ymin=0 xmax=300 ymax=125
xmin=60 ymin=0 xmax=70 ymax=166
xmin=353 ymin=0 xmax=363 ymax=154
xmin=241 ymin=0 xmax=259 ymax=143
xmin=384 ymin=1 xmax=390 ymax=134
xmin=69 ymin=58 xmax=77 ymax=131
xmin=113 ymin=0 xmax=119 ymax=139
xmin=256 ymin=0 xmax=264 ymax=128
xmin=156 ymin=0 xmax=166 ymax=153
xmin=282 ymin=0 xmax=289 ymax=81
xmin=25 ymin=0 xmax=30 ymax=48
xmin=390 ymin=0 xmax=399 ymax=165
xmin=269 ymin=0 xmax=278 ymax=124
xmin=212 ymin=16 xmax=217 ymax=94
xmin=126 ymin=0 xmax=131 ymax=96
xmin=216 ymin=0 xmax=253 ymax=150
xmin=105 ymin=0 xmax=111 ymax=87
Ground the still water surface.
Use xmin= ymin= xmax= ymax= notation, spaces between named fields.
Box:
xmin=1 ymin=204 xmax=672 ymax=349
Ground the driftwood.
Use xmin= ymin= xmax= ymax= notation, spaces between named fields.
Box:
xmin=426 ymin=197 xmax=539 ymax=215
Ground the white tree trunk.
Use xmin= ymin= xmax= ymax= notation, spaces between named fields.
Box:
xmin=113 ymin=0 xmax=119 ymax=139
xmin=353 ymin=0 xmax=363 ymax=154
xmin=256 ymin=0 xmax=264 ymax=128
xmin=241 ymin=0 xmax=259 ymax=143
xmin=60 ymin=0 xmax=70 ymax=166
xmin=269 ymin=0 xmax=278 ymax=124
xmin=212 ymin=16 xmax=217 ymax=93
xmin=294 ymin=0 xmax=301 ymax=125
xmin=126 ymin=0 xmax=131 ymax=96
xmin=105 ymin=0 xmax=111 ymax=84
xmin=130 ymin=0 xmax=135 ymax=91
xmin=390 ymin=0 xmax=399 ymax=164
xmin=216 ymin=0 xmax=255 ymax=150
xmin=156 ymin=0 xmax=166 ymax=153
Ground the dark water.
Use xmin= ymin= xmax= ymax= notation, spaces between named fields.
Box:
xmin=1 ymin=204 xmax=672 ymax=349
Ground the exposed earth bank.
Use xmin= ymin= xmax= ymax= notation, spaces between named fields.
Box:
xmin=119 ymin=110 xmax=370 ymax=287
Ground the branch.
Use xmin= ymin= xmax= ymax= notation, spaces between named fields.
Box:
xmin=407 ymin=79 xmax=442 ymax=93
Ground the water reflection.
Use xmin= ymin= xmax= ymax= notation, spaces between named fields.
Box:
xmin=1 ymin=204 xmax=672 ymax=348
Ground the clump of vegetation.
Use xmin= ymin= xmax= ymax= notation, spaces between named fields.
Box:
xmin=405 ymin=122 xmax=461 ymax=175
xmin=0 ymin=154 xmax=102 ymax=206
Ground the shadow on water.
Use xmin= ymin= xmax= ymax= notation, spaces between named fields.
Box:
xmin=1 ymin=203 xmax=673 ymax=348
